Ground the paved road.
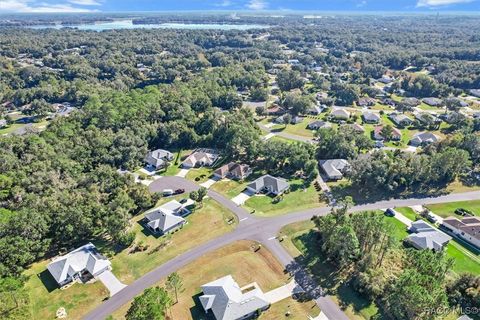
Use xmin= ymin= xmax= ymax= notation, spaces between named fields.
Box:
xmin=84 ymin=176 xmax=480 ymax=320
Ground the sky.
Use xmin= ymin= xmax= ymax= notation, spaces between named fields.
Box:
xmin=0 ymin=0 xmax=478 ymax=13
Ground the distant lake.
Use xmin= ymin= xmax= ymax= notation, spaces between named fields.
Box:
xmin=28 ymin=19 xmax=269 ymax=31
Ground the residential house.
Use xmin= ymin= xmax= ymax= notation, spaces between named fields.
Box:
xmin=409 ymin=132 xmax=440 ymax=146
xmin=442 ymin=216 xmax=480 ymax=249
xmin=275 ymin=115 xmax=303 ymax=125
xmin=357 ymin=97 xmax=376 ymax=107
xmin=266 ymin=105 xmax=286 ymax=116
xmin=422 ymin=97 xmax=444 ymax=107
xmin=405 ymin=220 xmax=451 ymax=252
xmin=320 ymin=159 xmax=350 ymax=181
xmin=214 ymin=162 xmax=252 ymax=180
xmin=287 ymin=59 xmax=300 ymax=66
xmin=373 ymin=125 xmax=402 ymax=141
xmin=307 ymin=105 xmax=324 ymax=115
xmin=343 ymin=123 xmax=366 ymax=133
xmin=246 ymin=174 xmax=290 ymax=195
xmin=308 ymin=120 xmax=332 ymax=130
xmin=330 ymin=108 xmax=350 ymax=120
xmin=143 ymin=200 xmax=190 ymax=235
xmin=145 ymin=149 xmax=174 ymax=170
xmin=182 ymin=149 xmax=219 ymax=168
xmin=199 ymin=275 xmax=270 ymax=320
xmin=362 ymin=111 xmax=381 ymax=124
xmin=47 ymin=243 xmax=111 ymax=287
xmin=377 ymin=75 xmax=394 ymax=84
xmin=389 ymin=113 xmax=413 ymax=127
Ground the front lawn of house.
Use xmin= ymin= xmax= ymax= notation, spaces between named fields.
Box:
xmin=243 ymin=178 xmax=324 ymax=217
xmin=426 ymin=200 xmax=480 ymax=218
xmin=24 ymin=197 xmax=237 ymax=320
xmin=110 ymin=240 xmax=321 ymax=320
xmin=185 ymin=166 xmax=214 ymax=183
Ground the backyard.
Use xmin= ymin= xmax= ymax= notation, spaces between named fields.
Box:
xmin=23 ymin=197 xmax=237 ymax=319
xmin=110 ymin=240 xmax=321 ymax=320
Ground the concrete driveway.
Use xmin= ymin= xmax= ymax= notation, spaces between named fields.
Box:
xmin=200 ymin=176 xmax=220 ymax=189
xmin=231 ymin=190 xmax=253 ymax=205
xmin=264 ymin=280 xmax=304 ymax=304
xmin=176 ymin=168 xmax=190 ymax=178
xmin=98 ymin=271 xmax=126 ymax=296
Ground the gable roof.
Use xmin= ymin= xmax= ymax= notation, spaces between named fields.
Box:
xmin=47 ymin=243 xmax=110 ymax=285
xmin=183 ymin=150 xmax=218 ymax=167
xmin=308 ymin=120 xmax=331 ymax=130
xmin=443 ymin=216 xmax=480 ymax=241
xmin=200 ymin=275 xmax=270 ymax=320
xmin=362 ymin=111 xmax=380 ymax=122
xmin=214 ymin=162 xmax=251 ymax=178
xmin=247 ymin=174 xmax=289 ymax=193
xmin=410 ymin=132 xmax=439 ymax=145
xmin=331 ymin=108 xmax=350 ymax=118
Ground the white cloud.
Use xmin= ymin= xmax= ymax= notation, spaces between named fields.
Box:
xmin=68 ymin=0 xmax=101 ymax=5
xmin=417 ymin=0 xmax=474 ymax=7
xmin=246 ymin=0 xmax=268 ymax=10
xmin=215 ymin=0 xmax=233 ymax=7
xmin=0 ymin=0 xmax=99 ymax=12
xmin=357 ymin=0 xmax=367 ymax=7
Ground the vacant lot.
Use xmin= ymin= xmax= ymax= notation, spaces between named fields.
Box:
xmin=111 ymin=240 xmax=320 ymax=320
xmin=24 ymin=197 xmax=236 ymax=320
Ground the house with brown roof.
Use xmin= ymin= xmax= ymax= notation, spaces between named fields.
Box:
xmin=213 ymin=162 xmax=252 ymax=180
xmin=373 ymin=125 xmax=402 ymax=141
xmin=442 ymin=216 xmax=480 ymax=249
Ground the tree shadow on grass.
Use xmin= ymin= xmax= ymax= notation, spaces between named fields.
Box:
xmin=285 ymin=231 xmax=379 ymax=316
xmin=37 ymin=269 xmax=59 ymax=293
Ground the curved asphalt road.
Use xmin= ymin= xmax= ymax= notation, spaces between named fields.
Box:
xmin=84 ymin=176 xmax=480 ymax=320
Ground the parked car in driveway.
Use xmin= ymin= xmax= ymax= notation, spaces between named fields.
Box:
xmin=455 ymin=208 xmax=474 ymax=217
xmin=385 ymin=208 xmax=396 ymax=217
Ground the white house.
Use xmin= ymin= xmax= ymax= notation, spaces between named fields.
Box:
xmin=182 ymin=149 xmax=219 ymax=168
xmin=47 ymin=243 xmax=111 ymax=287
xmin=330 ymin=108 xmax=350 ymax=120
xmin=442 ymin=216 xmax=480 ymax=249
xmin=144 ymin=200 xmax=191 ymax=235
xmin=320 ymin=159 xmax=350 ymax=180
xmin=145 ymin=149 xmax=174 ymax=170
xmin=199 ymin=275 xmax=270 ymax=320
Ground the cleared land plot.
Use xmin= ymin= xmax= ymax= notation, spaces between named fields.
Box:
xmin=24 ymin=197 xmax=236 ymax=320
xmin=111 ymin=240 xmax=321 ymax=320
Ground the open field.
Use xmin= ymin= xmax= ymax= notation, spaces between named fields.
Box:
xmin=24 ymin=197 xmax=236 ymax=320
xmin=110 ymin=240 xmax=321 ymax=320
xmin=243 ymin=178 xmax=323 ymax=217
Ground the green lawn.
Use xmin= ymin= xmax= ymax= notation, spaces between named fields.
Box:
xmin=395 ymin=207 xmax=418 ymax=221
xmin=0 ymin=123 xmax=26 ymax=135
xmin=185 ymin=166 xmax=214 ymax=183
xmin=446 ymin=242 xmax=480 ymax=274
xmin=383 ymin=215 xmax=409 ymax=242
xmin=426 ymin=200 xmax=480 ymax=218
xmin=243 ymin=178 xmax=324 ymax=217
xmin=24 ymin=197 xmax=237 ymax=320
xmin=210 ymin=178 xmax=249 ymax=198
xmin=282 ymin=118 xmax=317 ymax=138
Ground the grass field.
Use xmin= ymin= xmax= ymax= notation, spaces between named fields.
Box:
xmin=24 ymin=197 xmax=237 ymax=320
xmin=185 ymin=166 xmax=214 ymax=183
xmin=395 ymin=207 xmax=418 ymax=221
xmin=426 ymin=200 xmax=480 ymax=218
xmin=110 ymin=240 xmax=321 ymax=320
xmin=243 ymin=178 xmax=324 ymax=217
xmin=210 ymin=178 xmax=249 ymax=198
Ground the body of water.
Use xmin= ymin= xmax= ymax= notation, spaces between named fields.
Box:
xmin=28 ymin=19 xmax=269 ymax=31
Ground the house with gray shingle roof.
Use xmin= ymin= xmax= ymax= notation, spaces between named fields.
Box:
xmin=409 ymin=132 xmax=440 ymax=146
xmin=47 ymin=243 xmax=111 ymax=287
xmin=320 ymin=159 xmax=350 ymax=181
xmin=362 ymin=111 xmax=381 ymax=124
xmin=389 ymin=113 xmax=413 ymax=127
xmin=422 ymin=97 xmax=444 ymax=107
xmin=199 ymin=275 xmax=270 ymax=320
xmin=308 ymin=120 xmax=331 ymax=130
xmin=182 ymin=149 xmax=219 ymax=168
xmin=145 ymin=149 xmax=174 ymax=170
xmin=246 ymin=175 xmax=289 ymax=195
xmin=144 ymin=200 xmax=189 ymax=235
xmin=405 ymin=220 xmax=451 ymax=252
xmin=442 ymin=216 xmax=480 ymax=249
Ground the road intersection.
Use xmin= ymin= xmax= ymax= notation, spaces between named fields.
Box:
xmin=84 ymin=175 xmax=480 ymax=320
